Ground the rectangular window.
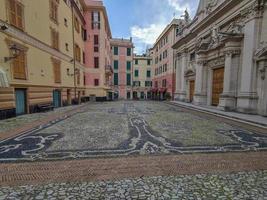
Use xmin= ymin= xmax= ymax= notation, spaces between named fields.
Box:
xmin=127 ymin=61 xmax=131 ymax=71
xmin=114 ymin=60 xmax=118 ymax=70
xmin=134 ymin=70 xmax=139 ymax=77
xmin=114 ymin=46 xmax=118 ymax=55
xmin=94 ymin=46 xmax=99 ymax=52
xmin=75 ymin=44 xmax=81 ymax=62
xmin=82 ymin=28 xmax=87 ymax=41
xmin=135 ymin=59 xmax=138 ymax=65
xmin=145 ymin=81 xmax=152 ymax=87
xmin=52 ymin=59 xmax=61 ymax=83
xmin=49 ymin=0 xmax=59 ymax=24
xmin=94 ymin=57 xmax=99 ymax=68
xmin=94 ymin=79 xmax=99 ymax=86
xmin=82 ymin=51 xmax=85 ymax=64
xmin=127 ymin=48 xmax=131 ymax=56
xmin=51 ymin=28 xmax=59 ymax=50
xmin=147 ymin=59 xmax=151 ymax=65
xmin=114 ymin=73 xmax=118 ymax=85
xmin=8 ymin=0 xmax=24 ymax=30
xmin=94 ymin=35 xmax=99 ymax=45
xmin=91 ymin=11 xmax=100 ymax=29
xmin=147 ymin=70 xmax=151 ymax=78
xmin=77 ymin=69 xmax=80 ymax=85
xmin=127 ymin=74 xmax=131 ymax=86
xmin=162 ymin=79 xmax=167 ymax=87
xmin=13 ymin=51 xmax=26 ymax=80
xmin=74 ymin=16 xmax=80 ymax=33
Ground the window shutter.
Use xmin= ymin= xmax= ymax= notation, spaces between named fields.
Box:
xmin=16 ymin=2 xmax=23 ymax=29
xmin=9 ymin=0 xmax=17 ymax=26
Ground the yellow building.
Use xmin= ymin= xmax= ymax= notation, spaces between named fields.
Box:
xmin=132 ymin=54 xmax=153 ymax=99
xmin=0 ymin=0 xmax=87 ymax=119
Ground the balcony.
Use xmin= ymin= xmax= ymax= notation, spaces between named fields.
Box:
xmin=105 ymin=65 xmax=113 ymax=75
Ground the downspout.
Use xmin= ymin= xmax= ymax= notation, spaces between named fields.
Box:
xmin=71 ymin=3 xmax=77 ymax=100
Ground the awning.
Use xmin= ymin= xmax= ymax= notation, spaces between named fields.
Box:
xmin=0 ymin=68 xmax=9 ymax=88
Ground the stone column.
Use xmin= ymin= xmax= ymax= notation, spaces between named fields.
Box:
xmin=257 ymin=60 xmax=267 ymax=116
xmin=194 ymin=55 xmax=207 ymax=105
xmin=237 ymin=3 xmax=264 ymax=114
xmin=174 ymin=51 xmax=187 ymax=101
xmin=219 ymin=48 xmax=241 ymax=111
xmin=179 ymin=52 xmax=187 ymax=101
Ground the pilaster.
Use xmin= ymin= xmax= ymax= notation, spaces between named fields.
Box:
xmin=194 ymin=55 xmax=208 ymax=105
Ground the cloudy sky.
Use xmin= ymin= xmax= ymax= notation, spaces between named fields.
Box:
xmin=104 ymin=0 xmax=199 ymax=54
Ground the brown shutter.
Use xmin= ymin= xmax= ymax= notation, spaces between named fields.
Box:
xmin=16 ymin=2 xmax=23 ymax=29
xmin=13 ymin=52 xmax=26 ymax=80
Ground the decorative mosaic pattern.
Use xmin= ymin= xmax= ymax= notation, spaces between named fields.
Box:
xmin=0 ymin=101 xmax=266 ymax=162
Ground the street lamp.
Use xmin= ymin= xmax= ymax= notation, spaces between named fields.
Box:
xmin=4 ymin=44 xmax=21 ymax=62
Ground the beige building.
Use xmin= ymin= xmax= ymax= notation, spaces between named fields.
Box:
xmin=0 ymin=0 xmax=87 ymax=119
xmin=132 ymin=54 xmax=153 ymax=99
xmin=173 ymin=0 xmax=267 ymax=116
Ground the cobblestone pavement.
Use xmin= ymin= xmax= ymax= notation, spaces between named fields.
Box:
xmin=0 ymin=104 xmax=83 ymax=134
xmin=0 ymin=170 xmax=266 ymax=200
xmin=0 ymin=101 xmax=267 ymax=162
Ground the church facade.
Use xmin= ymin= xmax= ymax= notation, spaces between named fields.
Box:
xmin=173 ymin=0 xmax=267 ymax=116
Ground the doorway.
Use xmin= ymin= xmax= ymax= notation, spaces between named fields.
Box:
xmin=53 ymin=90 xmax=61 ymax=108
xmin=189 ymin=80 xmax=195 ymax=103
xmin=15 ymin=89 xmax=27 ymax=115
xmin=212 ymin=67 xmax=224 ymax=106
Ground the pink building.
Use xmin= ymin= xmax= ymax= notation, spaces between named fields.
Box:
xmin=83 ymin=0 xmax=113 ymax=101
xmin=110 ymin=38 xmax=134 ymax=99
xmin=151 ymin=19 xmax=185 ymax=100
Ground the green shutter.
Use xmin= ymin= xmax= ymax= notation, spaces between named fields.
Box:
xmin=127 ymin=74 xmax=131 ymax=86
xmin=147 ymin=70 xmax=151 ymax=78
xmin=127 ymin=48 xmax=131 ymax=56
xmin=135 ymin=70 xmax=139 ymax=77
xmin=135 ymin=59 xmax=138 ymax=65
xmin=114 ymin=73 xmax=118 ymax=85
xmin=147 ymin=59 xmax=151 ymax=65
xmin=114 ymin=47 xmax=118 ymax=55
xmin=114 ymin=60 xmax=118 ymax=70
xmin=127 ymin=61 xmax=131 ymax=70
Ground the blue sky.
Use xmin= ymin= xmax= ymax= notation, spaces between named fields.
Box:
xmin=103 ymin=0 xmax=199 ymax=54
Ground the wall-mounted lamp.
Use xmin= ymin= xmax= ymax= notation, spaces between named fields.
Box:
xmin=0 ymin=23 xmax=8 ymax=31
xmin=4 ymin=44 xmax=21 ymax=62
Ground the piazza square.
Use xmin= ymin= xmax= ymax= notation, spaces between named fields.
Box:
xmin=0 ymin=0 xmax=267 ymax=199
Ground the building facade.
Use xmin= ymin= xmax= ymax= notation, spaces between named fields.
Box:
xmin=83 ymin=0 xmax=113 ymax=101
xmin=0 ymin=0 xmax=87 ymax=120
xmin=173 ymin=0 xmax=267 ymax=116
xmin=111 ymin=38 xmax=134 ymax=100
xmin=151 ymin=19 xmax=185 ymax=100
xmin=132 ymin=55 xmax=153 ymax=99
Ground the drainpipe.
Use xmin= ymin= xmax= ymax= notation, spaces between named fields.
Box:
xmin=71 ymin=2 xmax=77 ymax=100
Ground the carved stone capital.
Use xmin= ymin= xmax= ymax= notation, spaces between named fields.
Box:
xmin=224 ymin=49 xmax=241 ymax=57
xmin=240 ymin=0 xmax=265 ymax=22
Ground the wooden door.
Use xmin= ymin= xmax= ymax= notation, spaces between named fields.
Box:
xmin=189 ymin=80 xmax=195 ymax=103
xmin=212 ymin=68 xmax=224 ymax=106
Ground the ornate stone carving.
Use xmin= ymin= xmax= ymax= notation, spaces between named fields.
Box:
xmin=207 ymin=57 xmax=225 ymax=67
xmin=255 ymin=41 xmax=267 ymax=59
xmin=240 ymin=0 xmax=265 ymax=21
xmin=218 ymin=21 xmax=244 ymax=38
xmin=206 ymin=0 xmax=219 ymax=14
xmin=224 ymin=49 xmax=241 ymax=57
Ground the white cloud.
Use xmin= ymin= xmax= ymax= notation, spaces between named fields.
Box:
xmin=167 ymin=0 xmax=191 ymax=14
xmin=131 ymin=24 xmax=166 ymax=45
xmin=130 ymin=0 xmax=196 ymax=54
